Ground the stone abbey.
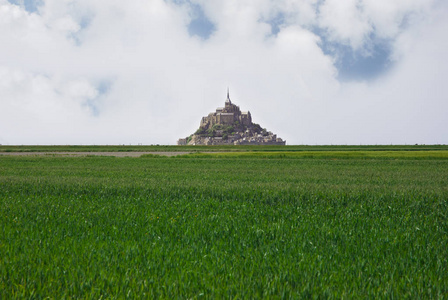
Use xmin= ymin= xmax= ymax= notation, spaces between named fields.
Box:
xmin=199 ymin=90 xmax=252 ymax=130
xmin=178 ymin=91 xmax=286 ymax=145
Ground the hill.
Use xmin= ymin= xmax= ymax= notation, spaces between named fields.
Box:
xmin=178 ymin=91 xmax=286 ymax=145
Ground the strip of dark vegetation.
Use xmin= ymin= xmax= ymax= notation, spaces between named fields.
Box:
xmin=1 ymin=144 xmax=447 ymax=153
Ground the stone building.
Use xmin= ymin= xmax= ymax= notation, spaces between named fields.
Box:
xmin=178 ymin=90 xmax=286 ymax=146
xmin=199 ymin=90 xmax=252 ymax=129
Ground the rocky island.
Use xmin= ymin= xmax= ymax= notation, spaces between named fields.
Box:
xmin=178 ymin=91 xmax=286 ymax=145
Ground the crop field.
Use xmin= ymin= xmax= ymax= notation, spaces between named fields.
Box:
xmin=1 ymin=147 xmax=447 ymax=298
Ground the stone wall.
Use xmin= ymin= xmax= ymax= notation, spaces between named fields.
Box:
xmin=186 ymin=135 xmax=286 ymax=146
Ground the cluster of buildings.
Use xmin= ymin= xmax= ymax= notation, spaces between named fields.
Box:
xmin=185 ymin=129 xmax=284 ymax=146
xmin=199 ymin=90 xmax=252 ymax=129
xmin=178 ymin=91 xmax=286 ymax=146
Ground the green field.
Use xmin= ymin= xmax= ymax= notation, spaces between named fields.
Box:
xmin=1 ymin=147 xmax=447 ymax=298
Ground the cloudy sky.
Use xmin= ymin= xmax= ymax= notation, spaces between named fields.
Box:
xmin=1 ymin=0 xmax=447 ymax=145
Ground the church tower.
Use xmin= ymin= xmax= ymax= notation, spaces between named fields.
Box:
xmin=226 ymin=88 xmax=231 ymax=104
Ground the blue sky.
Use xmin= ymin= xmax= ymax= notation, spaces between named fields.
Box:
xmin=10 ymin=0 xmax=392 ymax=80
xmin=0 ymin=0 xmax=447 ymax=145
xmin=187 ymin=2 xmax=215 ymax=40
xmin=8 ymin=0 xmax=40 ymax=12
xmin=186 ymin=5 xmax=391 ymax=81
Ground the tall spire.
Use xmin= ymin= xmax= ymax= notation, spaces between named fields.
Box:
xmin=226 ymin=87 xmax=231 ymax=103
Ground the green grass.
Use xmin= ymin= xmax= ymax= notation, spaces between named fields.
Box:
xmin=1 ymin=153 xmax=447 ymax=298
xmin=179 ymin=150 xmax=448 ymax=159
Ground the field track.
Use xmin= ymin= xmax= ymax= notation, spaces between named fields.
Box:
xmin=0 ymin=151 xmax=191 ymax=157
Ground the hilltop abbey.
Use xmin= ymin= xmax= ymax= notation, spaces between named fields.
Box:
xmin=200 ymin=90 xmax=252 ymax=129
xmin=178 ymin=91 xmax=286 ymax=145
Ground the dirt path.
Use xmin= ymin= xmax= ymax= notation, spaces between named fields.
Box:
xmin=0 ymin=152 xmax=191 ymax=157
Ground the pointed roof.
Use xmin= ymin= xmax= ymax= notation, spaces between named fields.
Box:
xmin=226 ymin=88 xmax=231 ymax=104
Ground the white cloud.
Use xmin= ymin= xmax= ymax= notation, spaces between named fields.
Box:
xmin=0 ymin=0 xmax=447 ymax=145
xmin=318 ymin=0 xmax=372 ymax=50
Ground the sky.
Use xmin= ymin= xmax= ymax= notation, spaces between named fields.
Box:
xmin=0 ymin=0 xmax=447 ymax=145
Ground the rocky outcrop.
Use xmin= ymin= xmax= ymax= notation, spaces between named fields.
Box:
xmin=178 ymin=91 xmax=286 ymax=146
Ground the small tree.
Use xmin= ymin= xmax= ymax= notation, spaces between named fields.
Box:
xmin=195 ymin=128 xmax=206 ymax=135
xmin=207 ymin=128 xmax=215 ymax=137
xmin=262 ymin=129 xmax=268 ymax=136
xmin=223 ymin=125 xmax=234 ymax=135
xmin=252 ymin=123 xmax=262 ymax=133
xmin=212 ymin=124 xmax=222 ymax=131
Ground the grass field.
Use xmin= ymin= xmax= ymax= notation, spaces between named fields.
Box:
xmin=1 ymin=146 xmax=447 ymax=298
